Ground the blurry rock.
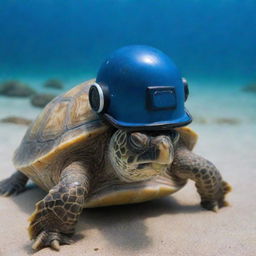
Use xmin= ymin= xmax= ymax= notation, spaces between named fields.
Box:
xmin=0 ymin=80 xmax=35 ymax=97
xmin=0 ymin=116 xmax=32 ymax=126
xmin=193 ymin=116 xmax=208 ymax=124
xmin=215 ymin=118 xmax=240 ymax=125
xmin=193 ymin=115 xmax=241 ymax=125
xmin=31 ymin=93 xmax=56 ymax=108
xmin=44 ymin=79 xmax=63 ymax=89
xmin=242 ymin=84 xmax=256 ymax=93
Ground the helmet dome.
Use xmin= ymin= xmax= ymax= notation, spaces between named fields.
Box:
xmin=89 ymin=45 xmax=192 ymax=129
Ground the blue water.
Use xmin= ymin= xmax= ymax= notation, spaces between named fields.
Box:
xmin=1 ymin=0 xmax=256 ymax=85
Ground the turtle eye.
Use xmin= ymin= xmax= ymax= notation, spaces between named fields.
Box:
xmin=130 ymin=133 xmax=148 ymax=150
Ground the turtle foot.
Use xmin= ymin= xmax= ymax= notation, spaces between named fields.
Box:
xmin=200 ymin=199 xmax=228 ymax=212
xmin=32 ymin=231 xmax=73 ymax=251
xmin=201 ymin=180 xmax=232 ymax=212
xmin=0 ymin=172 xmax=28 ymax=196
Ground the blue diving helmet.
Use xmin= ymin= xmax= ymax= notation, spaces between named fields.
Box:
xmin=89 ymin=45 xmax=192 ymax=129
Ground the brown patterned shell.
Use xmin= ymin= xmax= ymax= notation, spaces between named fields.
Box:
xmin=13 ymin=79 xmax=109 ymax=170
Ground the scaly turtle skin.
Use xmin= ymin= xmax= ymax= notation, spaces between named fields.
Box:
xmin=0 ymin=79 xmax=231 ymax=251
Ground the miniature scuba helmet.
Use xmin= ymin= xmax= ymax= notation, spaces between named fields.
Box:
xmin=89 ymin=45 xmax=192 ymax=129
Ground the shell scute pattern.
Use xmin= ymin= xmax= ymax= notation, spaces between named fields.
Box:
xmin=27 ymin=100 xmax=54 ymax=142
xmin=13 ymin=79 xmax=108 ymax=169
xmin=41 ymin=99 xmax=70 ymax=141
xmin=67 ymin=88 xmax=98 ymax=130
xmin=39 ymin=83 xmax=94 ymax=142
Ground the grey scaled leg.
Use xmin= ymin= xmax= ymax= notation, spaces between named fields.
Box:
xmin=0 ymin=170 xmax=28 ymax=196
xmin=171 ymin=147 xmax=232 ymax=211
xmin=28 ymin=161 xmax=90 ymax=251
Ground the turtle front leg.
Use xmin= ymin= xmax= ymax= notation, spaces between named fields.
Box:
xmin=28 ymin=161 xmax=89 ymax=251
xmin=171 ymin=147 xmax=231 ymax=212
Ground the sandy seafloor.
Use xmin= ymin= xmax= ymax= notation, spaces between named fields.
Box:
xmin=0 ymin=78 xmax=255 ymax=256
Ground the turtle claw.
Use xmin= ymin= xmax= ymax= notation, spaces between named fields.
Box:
xmin=212 ymin=205 xmax=218 ymax=213
xmin=51 ymin=240 xmax=60 ymax=251
xmin=201 ymin=200 xmax=219 ymax=212
xmin=201 ymin=198 xmax=229 ymax=212
xmin=201 ymin=181 xmax=232 ymax=212
xmin=32 ymin=231 xmax=73 ymax=251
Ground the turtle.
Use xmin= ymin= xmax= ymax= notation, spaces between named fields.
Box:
xmin=0 ymin=79 xmax=231 ymax=251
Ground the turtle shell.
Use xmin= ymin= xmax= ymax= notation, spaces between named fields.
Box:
xmin=13 ymin=79 xmax=110 ymax=187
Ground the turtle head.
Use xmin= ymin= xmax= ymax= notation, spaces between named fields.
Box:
xmin=109 ymin=130 xmax=179 ymax=182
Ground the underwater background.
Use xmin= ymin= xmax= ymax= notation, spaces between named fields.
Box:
xmin=0 ymin=2 xmax=256 ymax=256
xmin=1 ymin=0 xmax=256 ymax=83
